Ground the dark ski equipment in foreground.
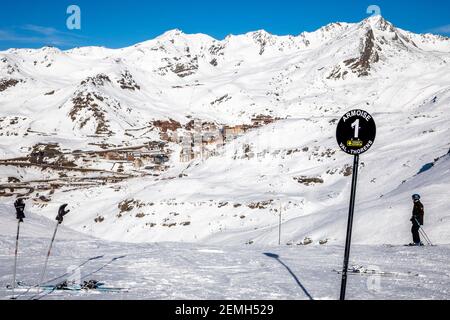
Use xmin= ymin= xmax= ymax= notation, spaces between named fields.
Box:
xmin=37 ymin=204 xmax=70 ymax=294
xmin=333 ymin=266 xmax=421 ymax=277
xmin=11 ymin=198 xmax=26 ymax=300
xmin=8 ymin=280 xmax=128 ymax=294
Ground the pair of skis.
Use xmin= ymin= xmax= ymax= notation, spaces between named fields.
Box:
xmin=333 ymin=266 xmax=422 ymax=278
xmin=11 ymin=200 xmax=70 ymax=300
xmin=10 ymin=255 xmax=104 ymax=300
xmin=11 ymin=280 xmax=128 ymax=295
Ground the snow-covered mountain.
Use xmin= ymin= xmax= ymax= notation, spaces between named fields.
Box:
xmin=1 ymin=16 xmax=449 ymax=246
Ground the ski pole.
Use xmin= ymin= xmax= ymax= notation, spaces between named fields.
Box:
xmin=415 ymin=218 xmax=433 ymax=246
xmin=419 ymin=228 xmax=431 ymax=246
xmin=413 ymin=218 xmax=428 ymax=245
xmin=419 ymin=226 xmax=433 ymax=246
xmin=37 ymin=204 xmax=70 ymax=294
xmin=37 ymin=222 xmax=59 ymax=294
xmin=420 ymin=228 xmax=433 ymax=246
xmin=11 ymin=221 xmax=21 ymax=299
xmin=12 ymin=198 xmax=26 ymax=300
xmin=415 ymin=218 xmax=433 ymax=245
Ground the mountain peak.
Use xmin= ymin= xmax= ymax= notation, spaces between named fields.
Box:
xmin=157 ymin=29 xmax=184 ymax=39
xmin=362 ymin=15 xmax=396 ymax=32
xmin=249 ymin=29 xmax=270 ymax=36
xmin=319 ymin=22 xmax=346 ymax=32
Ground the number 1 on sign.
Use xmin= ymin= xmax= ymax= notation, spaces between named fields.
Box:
xmin=351 ymin=119 xmax=360 ymax=138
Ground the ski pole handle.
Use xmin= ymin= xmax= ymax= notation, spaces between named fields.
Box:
xmin=14 ymin=198 xmax=26 ymax=222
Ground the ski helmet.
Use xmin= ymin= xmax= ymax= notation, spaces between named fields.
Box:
xmin=412 ymin=194 xmax=421 ymax=201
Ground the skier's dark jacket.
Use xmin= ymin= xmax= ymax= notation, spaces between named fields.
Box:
xmin=411 ymin=201 xmax=424 ymax=226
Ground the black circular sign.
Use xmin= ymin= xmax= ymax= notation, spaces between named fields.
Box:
xmin=336 ymin=109 xmax=376 ymax=155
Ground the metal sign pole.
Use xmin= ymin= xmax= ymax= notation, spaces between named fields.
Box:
xmin=340 ymin=154 xmax=360 ymax=300
xmin=336 ymin=109 xmax=376 ymax=300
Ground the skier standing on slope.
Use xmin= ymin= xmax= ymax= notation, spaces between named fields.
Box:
xmin=410 ymin=194 xmax=424 ymax=246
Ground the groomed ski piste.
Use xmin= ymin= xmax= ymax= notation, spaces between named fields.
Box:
xmin=1 ymin=204 xmax=449 ymax=300
xmin=1 ymin=16 xmax=450 ymax=300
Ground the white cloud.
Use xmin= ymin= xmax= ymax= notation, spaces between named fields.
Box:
xmin=0 ymin=25 xmax=86 ymax=48
xmin=0 ymin=29 xmax=42 ymax=43
xmin=22 ymin=24 xmax=61 ymax=36
xmin=429 ymin=24 xmax=450 ymax=34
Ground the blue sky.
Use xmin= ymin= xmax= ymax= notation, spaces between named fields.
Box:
xmin=1 ymin=0 xmax=449 ymax=50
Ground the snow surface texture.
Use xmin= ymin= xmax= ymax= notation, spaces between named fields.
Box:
xmin=0 ymin=208 xmax=449 ymax=300
xmin=0 ymin=16 xmax=450 ymax=248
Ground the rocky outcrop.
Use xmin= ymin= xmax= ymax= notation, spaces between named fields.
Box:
xmin=344 ymin=29 xmax=380 ymax=77
xmin=80 ymin=74 xmax=111 ymax=87
xmin=117 ymin=70 xmax=140 ymax=90
xmin=157 ymin=56 xmax=199 ymax=78
xmin=328 ymin=28 xmax=381 ymax=79
xmin=69 ymin=91 xmax=114 ymax=135
xmin=0 ymin=78 xmax=21 ymax=92
xmin=293 ymin=176 xmax=324 ymax=186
